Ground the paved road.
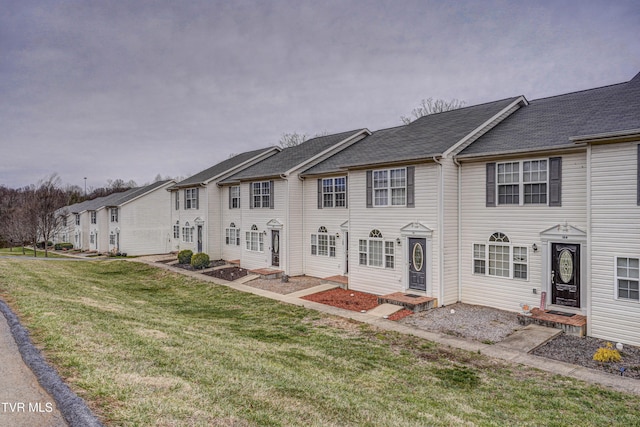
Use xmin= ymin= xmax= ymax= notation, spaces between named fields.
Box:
xmin=0 ymin=310 xmax=67 ymax=427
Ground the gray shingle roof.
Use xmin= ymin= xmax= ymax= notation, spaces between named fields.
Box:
xmin=221 ymin=129 xmax=367 ymax=182
xmin=302 ymin=97 xmax=521 ymax=175
xmin=173 ymin=147 xmax=278 ymax=188
xmin=458 ymin=72 xmax=640 ymax=157
xmin=64 ymin=180 xmax=173 ymax=213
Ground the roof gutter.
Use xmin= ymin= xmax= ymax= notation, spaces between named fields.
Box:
xmin=570 ymin=128 xmax=640 ymax=145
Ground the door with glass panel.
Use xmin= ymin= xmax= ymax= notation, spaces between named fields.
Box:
xmin=408 ymin=238 xmax=426 ymax=291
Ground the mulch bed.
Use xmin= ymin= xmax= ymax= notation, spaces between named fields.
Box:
xmin=387 ymin=309 xmax=413 ymax=321
xmin=302 ymin=288 xmax=379 ymax=312
xmin=202 ymin=266 xmax=248 ymax=281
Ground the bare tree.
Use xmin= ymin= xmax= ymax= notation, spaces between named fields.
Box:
xmin=35 ymin=174 xmax=67 ymax=257
xmin=400 ymin=98 xmax=466 ymax=124
xmin=278 ymin=130 xmax=329 ymax=148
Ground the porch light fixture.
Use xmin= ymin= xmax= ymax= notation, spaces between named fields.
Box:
xmin=532 ymin=243 xmax=538 ymax=252
xmin=335 ymin=233 xmax=340 ymax=238
xmin=396 ymin=238 xmax=401 ymax=246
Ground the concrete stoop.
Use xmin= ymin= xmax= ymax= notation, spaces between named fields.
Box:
xmin=377 ymin=292 xmax=437 ymax=312
xmin=518 ymin=308 xmax=587 ymax=337
xmin=249 ymin=268 xmax=283 ymax=280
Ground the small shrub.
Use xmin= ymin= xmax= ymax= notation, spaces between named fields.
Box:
xmin=191 ymin=252 xmax=210 ymax=270
xmin=54 ymin=242 xmax=74 ymax=250
xmin=593 ymin=342 xmax=621 ymax=363
xmin=177 ymin=249 xmax=193 ymax=264
xmin=37 ymin=241 xmax=54 ymax=249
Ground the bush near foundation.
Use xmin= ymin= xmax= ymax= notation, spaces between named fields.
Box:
xmin=177 ymin=249 xmax=193 ymax=264
xmin=593 ymin=342 xmax=621 ymax=363
xmin=191 ymin=252 xmax=210 ymax=270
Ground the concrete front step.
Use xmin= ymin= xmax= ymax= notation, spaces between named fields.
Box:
xmin=517 ymin=308 xmax=587 ymax=337
xmin=249 ymin=268 xmax=284 ymax=280
xmin=377 ymin=292 xmax=437 ymax=312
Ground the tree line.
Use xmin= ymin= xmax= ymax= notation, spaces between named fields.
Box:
xmin=0 ymin=174 xmax=137 ymax=256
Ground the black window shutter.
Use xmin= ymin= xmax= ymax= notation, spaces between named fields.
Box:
xmin=366 ymin=170 xmax=373 ymax=208
xmin=549 ymin=157 xmax=562 ymax=207
xmin=345 ymin=176 xmax=348 ymax=208
xmin=637 ymin=145 xmax=640 ymax=206
xmin=486 ymin=163 xmax=496 ymax=207
xmin=269 ymin=180 xmax=274 ymax=209
xmin=184 ymin=189 xmax=188 ymax=209
xmin=228 ymin=187 xmax=232 ymax=209
xmin=237 ymin=187 xmax=240 ymax=209
xmin=406 ymin=166 xmax=415 ymax=208
xmin=249 ymin=183 xmax=254 ymax=209
xmin=317 ymin=179 xmax=323 ymax=209
xmin=195 ymin=188 xmax=199 ymax=210
xmin=175 ymin=191 xmax=179 ymax=210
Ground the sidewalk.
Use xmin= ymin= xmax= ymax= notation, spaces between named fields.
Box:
xmin=138 ymin=256 xmax=640 ymax=396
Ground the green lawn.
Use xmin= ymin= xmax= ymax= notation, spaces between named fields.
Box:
xmin=0 ymin=259 xmax=638 ymax=426
xmin=0 ymin=247 xmax=66 ymax=258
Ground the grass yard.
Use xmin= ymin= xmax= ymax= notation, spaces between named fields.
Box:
xmin=0 ymin=247 xmax=66 ymax=258
xmin=0 ymin=259 xmax=639 ymax=426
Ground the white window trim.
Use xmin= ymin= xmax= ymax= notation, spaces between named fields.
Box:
xmin=245 ymin=225 xmax=264 ymax=252
xmin=75 ymin=214 xmax=80 ymax=226
xmin=373 ymin=168 xmax=407 ymax=207
xmin=311 ymin=227 xmax=336 ymax=257
xmin=252 ymin=181 xmax=271 ymax=208
xmin=182 ymin=222 xmax=193 ymax=243
xmin=230 ymin=186 xmax=240 ymax=209
xmin=614 ymin=256 xmax=640 ymax=302
xmin=322 ymin=177 xmax=347 ymax=208
xmin=90 ymin=211 xmax=96 ymax=224
xmin=496 ymin=158 xmax=549 ymax=206
xmin=185 ymin=188 xmax=198 ymax=210
xmin=225 ymin=224 xmax=241 ymax=246
xmin=110 ymin=208 xmax=118 ymax=223
xmin=471 ymin=237 xmax=529 ymax=281
xmin=358 ymin=230 xmax=395 ymax=269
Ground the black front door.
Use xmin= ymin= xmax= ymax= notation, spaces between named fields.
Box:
xmin=551 ymin=243 xmax=580 ymax=308
xmin=408 ymin=238 xmax=426 ymax=291
xmin=197 ymin=225 xmax=203 ymax=253
xmin=271 ymin=230 xmax=280 ymax=267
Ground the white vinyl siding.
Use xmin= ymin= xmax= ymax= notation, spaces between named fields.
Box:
xmin=590 ymin=142 xmax=640 ymax=345
xmin=460 ymin=152 xmax=586 ymax=312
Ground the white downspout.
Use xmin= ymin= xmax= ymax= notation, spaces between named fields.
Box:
xmin=586 ymin=145 xmax=592 ymax=335
xmin=453 ymin=156 xmax=462 ymax=303
xmin=433 ymin=156 xmax=445 ymax=306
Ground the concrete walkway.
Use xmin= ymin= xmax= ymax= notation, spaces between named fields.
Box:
xmin=136 ymin=255 xmax=640 ymax=396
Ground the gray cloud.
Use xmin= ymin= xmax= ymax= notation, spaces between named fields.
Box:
xmin=2 ymin=0 xmax=639 ymax=189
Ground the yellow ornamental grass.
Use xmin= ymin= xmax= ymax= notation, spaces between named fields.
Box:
xmin=593 ymin=342 xmax=622 ymax=363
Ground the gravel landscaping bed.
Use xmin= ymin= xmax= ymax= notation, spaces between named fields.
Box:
xmin=532 ymin=334 xmax=640 ymax=379
xmin=399 ymin=302 xmax=522 ymax=344
xmin=245 ymin=276 xmax=323 ymax=294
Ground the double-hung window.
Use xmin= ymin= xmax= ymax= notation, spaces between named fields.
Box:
xmin=252 ymin=182 xmax=271 ymax=208
xmin=496 ymin=160 xmax=548 ymax=205
xmin=75 ymin=214 xmax=80 ymax=225
xmin=321 ymin=177 xmax=347 ymax=208
xmin=616 ymin=257 xmax=639 ymax=301
xmin=90 ymin=211 xmax=96 ymax=224
xmin=182 ymin=222 xmax=193 ymax=243
xmin=230 ymin=186 xmax=240 ymax=209
xmin=373 ymin=168 xmax=406 ymax=206
xmin=311 ymin=226 xmax=336 ymax=257
xmin=226 ymin=223 xmax=240 ymax=246
xmin=245 ymin=225 xmax=264 ymax=252
xmin=359 ymin=229 xmax=394 ymax=268
xmin=185 ymin=188 xmax=198 ymax=209
xmin=473 ymin=232 xmax=528 ymax=279
xmin=173 ymin=222 xmax=180 ymax=239
xmin=110 ymin=208 xmax=118 ymax=223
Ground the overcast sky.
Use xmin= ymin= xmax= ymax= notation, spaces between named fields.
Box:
xmin=2 ymin=0 xmax=639 ymax=190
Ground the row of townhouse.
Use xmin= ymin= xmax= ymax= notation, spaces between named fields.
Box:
xmin=57 ymin=71 xmax=640 ymax=346
xmin=56 ymin=180 xmax=175 ymax=255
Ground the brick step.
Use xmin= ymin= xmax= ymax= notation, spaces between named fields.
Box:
xmin=249 ymin=268 xmax=283 ymax=280
xmin=517 ymin=308 xmax=587 ymax=337
xmin=377 ymin=292 xmax=437 ymax=312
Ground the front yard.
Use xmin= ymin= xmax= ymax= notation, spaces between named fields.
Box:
xmin=0 ymin=259 xmax=639 ymax=426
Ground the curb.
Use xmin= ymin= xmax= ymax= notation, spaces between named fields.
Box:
xmin=0 ymin=300 xmax=104 ymax=427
